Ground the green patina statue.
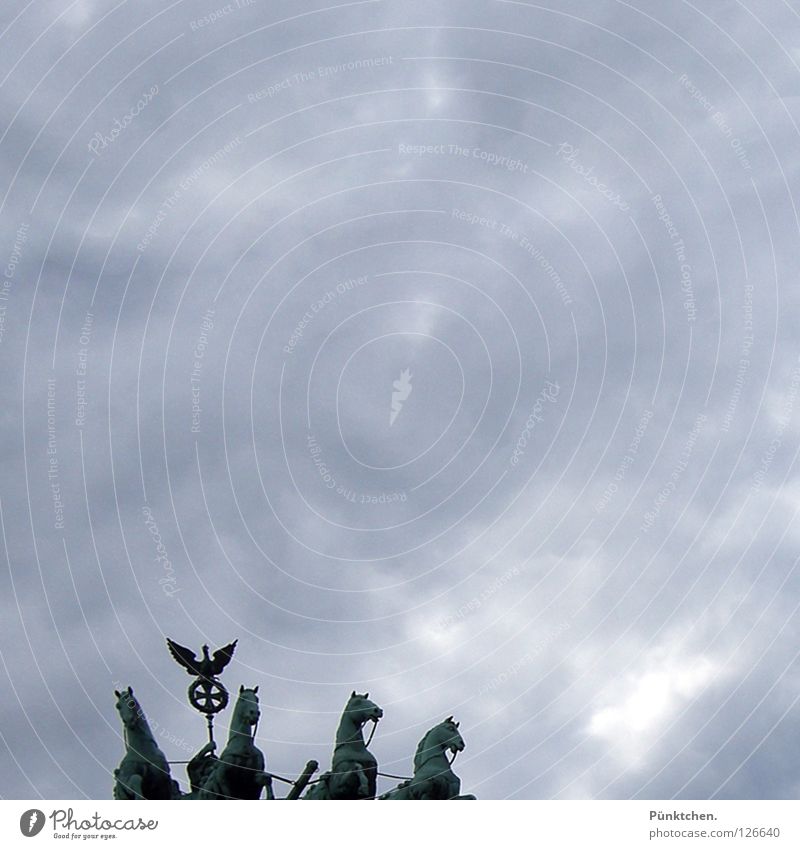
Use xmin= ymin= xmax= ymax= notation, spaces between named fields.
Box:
xmin=112 ymin=687 xmax=175 ymax=800
xmin=197 ymin=686 xmax=273 ymax=800
xmin=379 ymin=717 xmax=476 ymax=800
xmin=185 ymin=741 xmax=218 ymax=796
xmin=304 ymin=691 xmax=383 ymax=799
xmin=112 ymin=637 xmax=476 ymax=799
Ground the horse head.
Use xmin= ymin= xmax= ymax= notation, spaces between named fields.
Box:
xmin=438 ymin=716 xmax=465 ymax=755
xmin=414 ymin=717 xmax=465 ymax=771
xmin=233 ymin=685 xmax=261 ymax=729
xmin=114 ymin=687 xmax=142 ymax=730
xmin=344 ymin=690 xmax=383 ymax=728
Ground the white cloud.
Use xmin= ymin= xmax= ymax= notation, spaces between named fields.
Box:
xmin=588 ymin=650 xmax=717 ymax=766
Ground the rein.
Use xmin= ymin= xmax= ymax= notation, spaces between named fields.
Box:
xmin=334 ymin=716 xmax=379 ymax=751
xmin=376 ymin=751 xmax=456 ymax=784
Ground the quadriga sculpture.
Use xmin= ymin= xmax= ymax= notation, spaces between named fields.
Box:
xmin=111 ymin=672 xmax=477 ymax=799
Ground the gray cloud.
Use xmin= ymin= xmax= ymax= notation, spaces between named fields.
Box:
xmin=0 ymin=0 xmax=799 ymax=800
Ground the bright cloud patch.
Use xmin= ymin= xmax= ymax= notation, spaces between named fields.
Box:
xmin=588 ymin=655 xmax=717 ymax=764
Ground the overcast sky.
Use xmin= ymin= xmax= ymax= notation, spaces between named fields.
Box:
xmin=1 ymin=0 xmax=799 ymax=800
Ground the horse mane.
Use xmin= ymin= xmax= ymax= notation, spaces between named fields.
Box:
xmin=414 ymin=719 xmax=459 ymax=771
xmin=119 ymin=693 xmax=161 ymax=757
xmin=412 ymin=733 xmax=428 ymax=772
xmin=413 ymin=723 xmax=442 ymax=771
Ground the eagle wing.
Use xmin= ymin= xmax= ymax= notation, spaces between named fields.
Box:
xmin=210 ymin=639 xmax=237 ymax=675
xmin=166 ymin=638 xmax=200 ymax=676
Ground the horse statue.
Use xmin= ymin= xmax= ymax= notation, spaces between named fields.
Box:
xmin=113 ymin=687 xmax=175 ymax=800
xmin=304 ymin=691 xmax=383 ymax=799
xmin=379 ymin=717 xmax=476 ymax=799
xmin=197 ymin=685 xmax=273 ymax=799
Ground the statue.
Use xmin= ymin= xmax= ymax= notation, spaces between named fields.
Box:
xmin=166 ymin=637 xmax=237 ymax=721
xmin=197 ymin=686 xmax=273 ymax=799
xmin=304 ymin=691 xmax=383 ymax=799
xmin=110 ymin=637 xmax=477 ymax=799
xmin=379 ymin=717 xmax=476 ymax=799
xmin=184 ymin=741 xmax=218 ymax=798
xmin=112 ymin=687 xmax=175 ymax=800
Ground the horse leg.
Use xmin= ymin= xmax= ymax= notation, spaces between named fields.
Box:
xmin=121 ymin=772 xmax=144 ymax=800
xmin=258 ymin=773 xmax=275 ymax=800
xmin=305 ymin=773 xmax=331 ymax=799
xmin=197 ymin=758 xmax=223 ymax=799
xmin=197 ymin=773 xmax=216 ymax=800
xmin=327 ymin=765 xmax=355 ymax=799
xmin=333 ymin=761 xmax=370 ymax=799
xmin=114 ymin=762 xmax=145 ymax=800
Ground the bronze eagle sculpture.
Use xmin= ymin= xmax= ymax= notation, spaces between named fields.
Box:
xmin=166 ymin=637 xmax=237 ymax=681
